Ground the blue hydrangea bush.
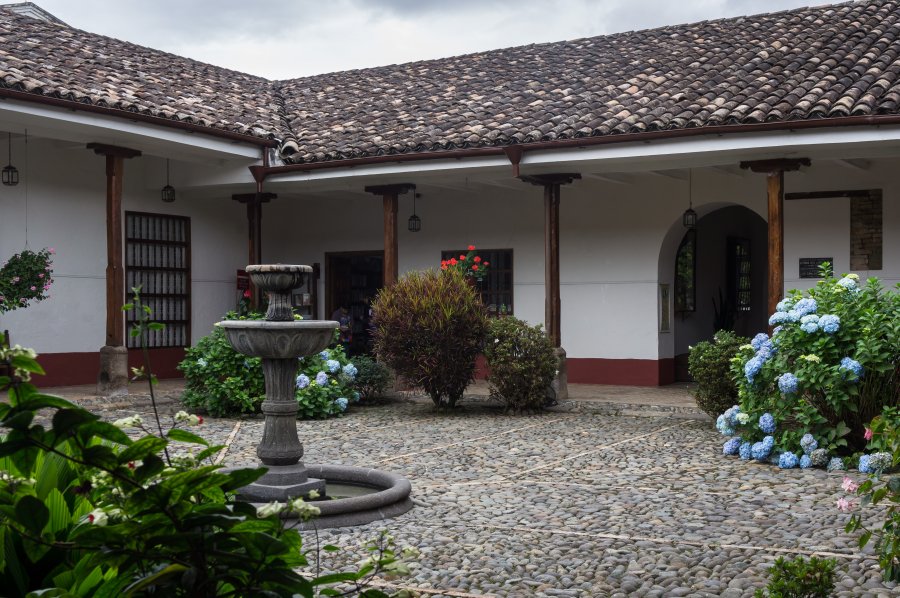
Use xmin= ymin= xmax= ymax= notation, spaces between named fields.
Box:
xmin=180 ymin=313 xmax=360 ymax=419
xmin=294 ymin=346 xmax=360 ymax=418
xmin=718 ymin=273 xmax=899 ymax=468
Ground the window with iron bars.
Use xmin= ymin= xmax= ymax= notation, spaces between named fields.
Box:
xmin=125 ymin=211 xmax=191 ymax=348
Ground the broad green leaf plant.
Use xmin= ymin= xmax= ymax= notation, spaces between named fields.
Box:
xmin=0 ymin=287 xmax=416 ymax=597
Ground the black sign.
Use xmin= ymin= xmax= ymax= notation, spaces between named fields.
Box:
xmin=799 ymin=258 xmax=833 ymax=279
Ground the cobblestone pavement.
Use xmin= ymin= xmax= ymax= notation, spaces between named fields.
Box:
xmin=46 ymin=386 xmax=897 ymax=597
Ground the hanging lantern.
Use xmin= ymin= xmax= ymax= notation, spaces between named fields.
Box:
xmin=407 ymin=189 xmax=421 ymax=232
xmin=2 ymin=132 xmax=19 ymax=186
xmin=161 ymin=158 xmax=175 ymax=202
xmin=682 ymin=169 xmax=696 ymax=228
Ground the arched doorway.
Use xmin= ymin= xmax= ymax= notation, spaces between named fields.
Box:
xmin=658 ymin=204 xmax=768 ymax=381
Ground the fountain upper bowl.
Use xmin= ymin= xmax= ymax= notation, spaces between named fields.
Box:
xmin=246 ymin=264 xmax=312 ymax=294
xmin=218 ymin=320 xmax=338 ymax=359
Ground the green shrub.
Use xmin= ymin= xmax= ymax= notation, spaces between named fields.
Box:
xmin=373 ymin=268 xmax=488 ymax=408
xmin=180 ymin=314 xmax=359 ymax=419
xmin=754 ymin=555 xmax=836 ymax=597
xmin=483 ymin=317 xmax=557 ymax=411
xmin=352 ymin=355 xmax=392 ymax=401
xmin=688 ymin=330 xmax=748 ymax=418
xmin=0 ymin=247 xmax=54 ymax=314
xmin=0 ymin=344 xmax=416 ymax=597
xmin=730 ymin=275 xmax=900 ymax=455
xmin=179 ymin=311 xmax=265 ymax=417
xmin=844 ymin=407 xmax=900 ymax=581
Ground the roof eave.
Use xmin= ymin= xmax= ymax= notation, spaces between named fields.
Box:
xmin=260 ymin=113 xmax=900 ymax=180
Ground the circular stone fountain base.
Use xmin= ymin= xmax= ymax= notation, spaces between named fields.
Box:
xmin=287 ymin=465 xmax=413 ymax=530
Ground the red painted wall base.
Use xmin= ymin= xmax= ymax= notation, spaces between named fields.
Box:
xmin=36 ymin=348 xmax=186 ymax=388
xmin=476 ymin=355 xmax=676 ymax=386
xmin=35 ymin=350 xmax=673 ymax=388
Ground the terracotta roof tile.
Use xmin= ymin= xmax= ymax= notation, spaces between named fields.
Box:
xmin=3 ymin=1 xmax=900 ymax=162
xmin=276 ymin=0 xmax=900 ymax=163
xmin=0 ymin=9 xmax=280 ymax=140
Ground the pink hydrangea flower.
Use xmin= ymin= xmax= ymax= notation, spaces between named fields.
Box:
xmin=864 ymin=428 xmax=873 ymax=441
xmin=29 ymin=286 xmax=36 ymax=291
xmin=836 ymin=497 xmax=854 ymax=512
xmin=841 ymin=477 xmax=859 ymax=493
xmin=38 ymin=273 xmax=44 ymax=279
xmin=48 ymin=247 xmax=55 ymax=254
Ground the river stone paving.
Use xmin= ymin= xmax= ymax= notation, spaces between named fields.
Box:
xmin=56 ymin=390 xmax=897 ymax=597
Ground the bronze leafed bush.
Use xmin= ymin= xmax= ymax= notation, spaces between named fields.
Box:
xmin=373 ymin=268 xmax=488 ymax=408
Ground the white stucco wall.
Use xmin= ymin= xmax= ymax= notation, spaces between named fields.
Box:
xmin=3 ymin=132 xmax=898 ymax=370
xmin=0 ymin=136 xmax=248 ymax=354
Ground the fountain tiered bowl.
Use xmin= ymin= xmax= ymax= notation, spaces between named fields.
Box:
xmin=218 ymin=264 xmax=412 ymax=528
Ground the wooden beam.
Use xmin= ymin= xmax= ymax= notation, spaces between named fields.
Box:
xmin=544 ymin=182 xmax=562 ymax=347
xmin=520 ymin=173 xmax=581 ymax=187
xmin=365 ymin=184 xmax=413 ymax=287
xmin=786 ymin=189 xmax=875 ymax=201
xmin=383 ymin=193 xmax=398 ymax=287
xmin=740 ymin=158 xmax=810 ymax=173
xmin=88 ymin=143 xmax=140 ymax=347
xmin=87 ymin=143 xmax=142 ymax=160
xmin=104 ymin=154 xmax=125 ymax=346
xmin=232 ymin=193 xmax=276 ymax=267
xmin=767 ymin=170 xmax=785 ymax=320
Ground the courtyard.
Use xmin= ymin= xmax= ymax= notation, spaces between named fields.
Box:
xmin=52 ymin=383 xmax=898 ymax=597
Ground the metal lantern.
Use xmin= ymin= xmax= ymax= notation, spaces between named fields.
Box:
xmin=2 ymin=132 xmax=18 ymax=186
xmin=407 ymin=190 xmax=421 ymax=232
xmin=682 ymin=168 xmax=696 ymax=228
xmin=161 ymin=158 xmax=175 ymax=203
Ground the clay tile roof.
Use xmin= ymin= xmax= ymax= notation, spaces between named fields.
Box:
xmin=0 ymin=7 xmax=280 ymax=140
xmin=3 ymin=1 xmax=900 ymax=162
xmin=276 ymin=0 xmax=900 ymax=164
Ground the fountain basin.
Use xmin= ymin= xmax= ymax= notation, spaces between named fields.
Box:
xmin=217 ymin=320 xmax=338 ymax=359
xmin=289 ymin=464 xmax=413 ymax=530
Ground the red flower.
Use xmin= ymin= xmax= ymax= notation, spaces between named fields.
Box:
xmin=450 ymin=258 xmax=458 ymax=265
xmin=197 ymin=416 xmax=204 ymax=425
xmin=243 ymin=289 xmax=251 ymax=299
xmin=441 ymin=264 xmax=448 ymax=270
xmin=484 ymin=261 xmax=490 ymax=266
xmin=473 ymin=256 xmax=481 ymax=263
xmin=441 ymin=260 xmax=447 ymax=266
xmin=472 ymin=265 xmax=479 ymax=271
xmin=467 ymin=245 xmax=475 ymax=251
xmin=459 ymin=254 xmax=466 ymax=260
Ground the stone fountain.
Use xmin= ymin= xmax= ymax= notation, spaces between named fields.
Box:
xmin=218 ymin=264 xmax=412 ymax=528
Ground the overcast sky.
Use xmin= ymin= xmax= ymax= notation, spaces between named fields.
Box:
xmin=26 ymin=0 xmax=819 ymax=79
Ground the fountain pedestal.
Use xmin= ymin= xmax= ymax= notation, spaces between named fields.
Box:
xmin=219 ymin=265 xmax=334 ymax=502
xmin=219 ymin=264 xmax=413 ymax=527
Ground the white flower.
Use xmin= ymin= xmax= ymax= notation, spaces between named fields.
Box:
xmin=494 ymin=338 xmax=500 ymax=343
xmin=736 ymin=413 xmax=750 ymax=425
xmin=197 ymin=358 xmax=208 ymax=367
xmin=113 ymin=414 xmax=143 ymax=429
xmin=289 ymin=497 xmax=321 ymax=520
xmin=86 ymin=509 xmax=109 ymax=526
xmin=256 ymin=501 xmax=284 ymax=518
xmin=308 ymin=489 xmax=320 ymax=499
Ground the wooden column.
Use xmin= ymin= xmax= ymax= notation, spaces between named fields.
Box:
xmin=87 ymin=143 xmax=142 ymax=347
xmin=365 ymin=184 xmax=415 ymax=287
xmin=233 ymin=192 xmax=276 ymax=307
xmin=521 ymin=173 xmax=580 ymax=348
xmin=740 ymin=158 xmax=810 ymax=318
xmin=766 ymin=171 xmax=785 ymax=318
